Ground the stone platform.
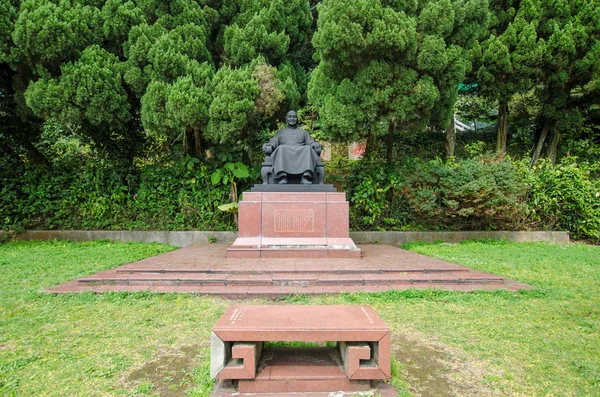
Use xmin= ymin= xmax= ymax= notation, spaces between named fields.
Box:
xmin=228 ymin=191 xmax=360 ymax=258
xmin=45 ymin=244 xmax=533 ymax=296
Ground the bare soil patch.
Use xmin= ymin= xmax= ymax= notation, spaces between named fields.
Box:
xmin=125 ymin=345 xmax=203 ymax=397
xmin=393 ymin=328 xmax=505 ymax=397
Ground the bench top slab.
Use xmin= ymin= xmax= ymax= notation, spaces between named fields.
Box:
xmin=213 ymin=305 xmax=389 ymax=342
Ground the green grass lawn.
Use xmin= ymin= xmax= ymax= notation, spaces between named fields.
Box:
xmin=1 ymin=240 xmax=599 ymax=396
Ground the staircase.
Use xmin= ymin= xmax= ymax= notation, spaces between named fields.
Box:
xmin=45 ymin=244 xmax=532 ymax=296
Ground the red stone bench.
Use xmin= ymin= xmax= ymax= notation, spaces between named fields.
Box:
xmin=210 ymin=305 xmax=392 ymax=394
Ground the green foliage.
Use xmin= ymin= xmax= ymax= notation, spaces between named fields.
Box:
xmin=309 ymin=0 xmax=489 ymax=159
xmin=101 ymin=0 xmax=146 ymax=54
xmin=346 ymin=160 xmax=406 ymax=230
xmin=26 ymin=45 xmax=130 ymax=128
xmin=2 ymin=0 xmax=312 ymax=168
xmin=1 ymin=0 xmax=599 ymax=236
xmin=472 ymin=0 xmax=545 ymax=103
xmin=206 ymin=63 xmax=260 ymax=144
xmin=211 ymin=161 xmax=250 ymax=209
xmin=401 ymin=156 xmax=530 ymax=230
xmin=343 ymin=154 xmax=600 ymax=240
xmin=223 ymin=0 xmax=312 ymax=66
xmin=10 ymin=0 xmax=103 ymax=75
xmin=133 ymin=155 xmax=234 ymax=230
xmin=0 ymin=155 xmax=236 ymax=232
xmin=346 ymin=156 xmax=530 ymax=231
xmin=472 ymin=0 xmax=600 ymax=161
xmin=528 ymin=157 xmax=600 ymax=242
xmin=211 ymin=161 xmax=250 ymax=187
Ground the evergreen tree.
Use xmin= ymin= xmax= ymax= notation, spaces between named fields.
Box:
xmin=472 ymin=0 xmax=545 ymax=154
xmin=222 ymin=0 xmax=312 ymax=67
xmin=530 ymin=0 xmax=600 ymax=165
xmin=309 ymin=0 xmax=488 ymax=161
xmin=25 ymin=45 xmax=142 ymax=161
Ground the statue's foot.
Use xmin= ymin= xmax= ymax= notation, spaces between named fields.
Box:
xmin=301 ymin=176 xmax=312 ymax=184
xmin=278 ymin=176 xmax=288 ymax=184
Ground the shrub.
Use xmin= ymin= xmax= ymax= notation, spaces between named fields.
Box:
xmin=400 ymin=156 xmax=530 ymax=230
xmin=346 ymin=156 xmax=530 ymax=231
xmin=3 ymin=153 xmax=599 ymax=242
xmin=0 ymin=156 xmax=235 ymax=232
xmin=346 ymin=160 xmax=409 ymax=231
xmin=527 ymin=157 xmax=600 ymax=242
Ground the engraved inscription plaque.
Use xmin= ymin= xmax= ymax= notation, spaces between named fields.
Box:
xmin=274 ymin=209 xmax=315 ymax=232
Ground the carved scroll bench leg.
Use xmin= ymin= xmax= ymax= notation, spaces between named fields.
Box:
xmin=338 ymin=332 xmax=391 ymax=380
xmin=210 ymin=332 xmax=263 ymax=380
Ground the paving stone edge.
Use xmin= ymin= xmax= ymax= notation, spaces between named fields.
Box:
xmin=2 ymin=230 xmax=569 ymax=247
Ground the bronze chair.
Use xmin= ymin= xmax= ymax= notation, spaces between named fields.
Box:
xmin=261 ymin=155 xmax=325 ymax=185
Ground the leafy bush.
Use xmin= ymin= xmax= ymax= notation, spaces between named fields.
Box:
xmin=400 ymin=156 xmax=530 ymax=230
xmin=346 ymin=160 xmax=409 ymax=231
xmin=1 ymin=156 xmax=235 ymax=233
xmin=3 ymin=153 xmax=599 ymax=242
xmin=346 ymin=156 xmax=530 ymax=231
xmin=527 ymin=157 xmax=600 ymax=242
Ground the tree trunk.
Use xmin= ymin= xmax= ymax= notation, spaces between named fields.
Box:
xmin=241 ymin=126 xmax=252 ymax=165
xmin=547 ymin=130 xmax=560 ymax=165
xmin=231 ymin=184 xmax=238 ymax=227
xmin=445 ymin=116 xmax=456 ymax=159
xmin=183 ymin=127 xmax=189 ymax=154
xmin=386 ymin=122 xmax=395 ymax=163
xmin=364 ymin=129 xmax=376 ymax=160
xmin=530 ymin=119 xmax=551 ymax=167
xmin=496 ymin=102 xmax=508 ymax=154
xmin=193 ymin=127 xmax=203 ymax=157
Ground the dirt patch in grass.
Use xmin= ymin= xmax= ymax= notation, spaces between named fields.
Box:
xmin=125 ymin=345 xmax=202 ymax=396
xmin=393 ymin=328 xmax=504 ymax=397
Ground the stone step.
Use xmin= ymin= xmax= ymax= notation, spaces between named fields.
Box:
xmin=212 ymin=381 xmax=397 ymax=397
xmin=46 ymin=244 xmax=533 ymax=296
xmin=48 ymin=282 xmax=527 ymax=298
xmin=78 ymin=271 xmax=504 ymax=287
xmin=115 ymin=267 xmax=470 ymax=274
xmin=227 ymin=247 xmax=362 ymax=259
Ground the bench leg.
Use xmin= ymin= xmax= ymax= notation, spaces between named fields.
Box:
xmin=211 ymin=333 xmax=263 ymax=380
xmin=338 ymin=332 xmax=391 ymax=380
xmin=210 ymin=332 xmax=231 ymax=379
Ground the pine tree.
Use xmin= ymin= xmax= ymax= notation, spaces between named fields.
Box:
xmin=530 ymin=0 xmax=600 ymax=165
xmin=472 ymin=0 xmax=545 ymax=154
xmin=309 ymin=0 xmax=488 ymax=161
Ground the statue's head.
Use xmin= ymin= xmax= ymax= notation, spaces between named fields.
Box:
xmin=286 ymin=110 xmax=298 ymax=127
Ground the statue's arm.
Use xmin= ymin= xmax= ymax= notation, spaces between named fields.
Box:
xmin=304 ymin=129 xmax=322 ymax=155
xmin=263 ymin=133 xmax=279 ymax=155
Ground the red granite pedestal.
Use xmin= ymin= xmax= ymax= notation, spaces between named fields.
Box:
xmin=210 ymin=305 xmax=395 ymax=396
xmin=227 ymin=192 xmax=361 ymax=258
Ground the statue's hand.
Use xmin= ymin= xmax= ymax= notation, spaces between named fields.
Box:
xmin=311 ymin=142 xmax=322 ymax=156
xmin=263 ymin=144 xmax=274 ymax=155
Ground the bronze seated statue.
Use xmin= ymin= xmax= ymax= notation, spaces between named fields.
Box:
xmin=261 ymin=110 xmax=325 ymax=185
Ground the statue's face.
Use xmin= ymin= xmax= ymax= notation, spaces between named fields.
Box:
xmin=286 ymin=111 xmax=297 ymax=126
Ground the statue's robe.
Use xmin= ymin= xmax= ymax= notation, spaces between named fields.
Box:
xmin=267 ymin=127 xmax=320 ymax=177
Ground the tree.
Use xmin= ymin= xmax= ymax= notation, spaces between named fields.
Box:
xmin=471 ymin=0 xmax=546 ymax=155
xmin=0 ymin=0 xmax=46 ymax=163
xmin=141 ymin=61 xmax=214 ymax=156
xmin=101 ymin=0 xmax=146 ymax=57
xmin=530 ymin=0 xmax=600 ymax=165
xmin=10 ymin=0 xmax=103 ymax=77
xmin=1 ymin=0 xmax=107 ymax=163
xmin=25 ymin=45 xmax=143 ymax=161
xmin=222 ymin=0 xmax=312 ymax=67
xmin=129 ymin=1 xmax=216 ymax=157
xmin=309 ymin=0 xmax=488 ymax=161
